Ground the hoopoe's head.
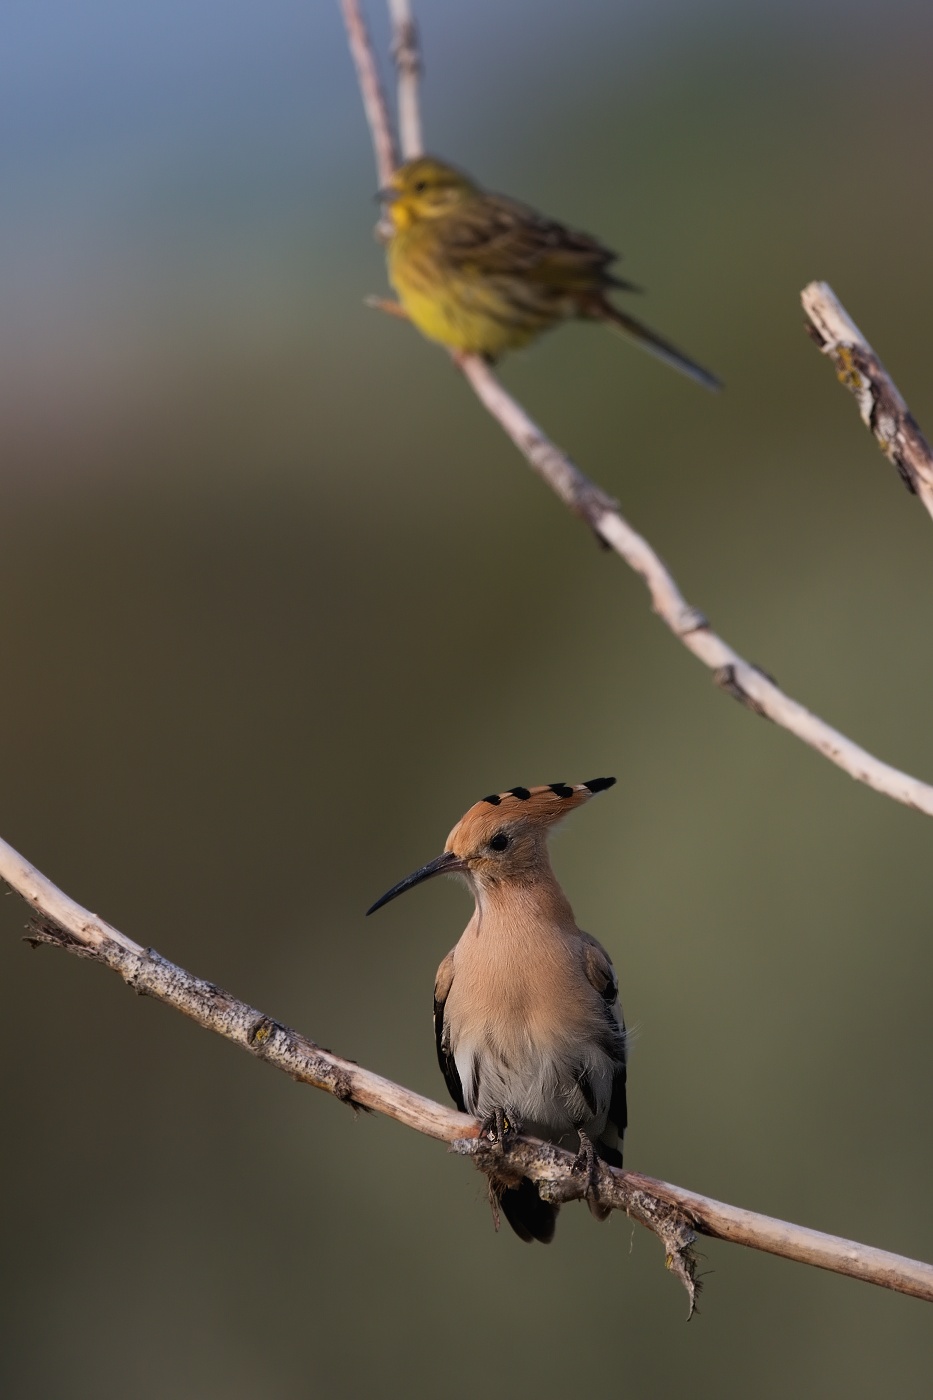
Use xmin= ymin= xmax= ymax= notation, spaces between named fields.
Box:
xmin=366 ymin=778 xmax=615 ymax=913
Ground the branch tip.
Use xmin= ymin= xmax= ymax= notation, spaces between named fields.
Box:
xmin=801 ymin=281 xmax=933 ymax=516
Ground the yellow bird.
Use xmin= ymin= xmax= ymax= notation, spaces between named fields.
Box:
xmin=367 ymin=778 xmax=626 ymax=1243
xmin=380 ymin=155 xmax=720 ymax=390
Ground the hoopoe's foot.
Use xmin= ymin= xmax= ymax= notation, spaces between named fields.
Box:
xmin=478 ymin=1107 xmax=522 ymax=1148
xmin=571 ymin=1130 xmax=604 ymax=1200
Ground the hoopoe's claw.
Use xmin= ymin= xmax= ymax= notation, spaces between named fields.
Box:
xmin=479 ymin=1107 xmax=522 ymax=1147
xmin=571 ymin=1130 xmax=603 ymax=1198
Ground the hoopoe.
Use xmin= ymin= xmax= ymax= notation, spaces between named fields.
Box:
xmin=367 ymin=778 xmax=626 ymax=1243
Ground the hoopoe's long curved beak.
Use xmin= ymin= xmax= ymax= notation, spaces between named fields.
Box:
xmin=366 ymin=850 xmax=465 ymax=915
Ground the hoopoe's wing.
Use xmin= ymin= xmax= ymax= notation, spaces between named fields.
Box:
xmin=434 ymin=949 xmax=465 ymax=1112
xmin=581 ymin=934 xmax=628 ymax=1160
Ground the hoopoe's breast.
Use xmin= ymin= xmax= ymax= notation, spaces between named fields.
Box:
xmin=444 ymin=916 xmax=622 ymax=1149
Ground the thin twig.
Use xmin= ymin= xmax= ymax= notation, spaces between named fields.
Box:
xmin=340 ymin=0 xmax=398 ymax=187
xmin=802 ymin=281 xmax=933 ymax=520
xmin=341 ymin=0 xmax=933 ymax=823
xmin=4 ymin=830 xmax=932 ymax=1310
xmin=387 ymin=0 xmax=423 ymax=160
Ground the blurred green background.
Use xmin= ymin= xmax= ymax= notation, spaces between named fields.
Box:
xmin=3 ymin=1 xmax=933 ymax=1395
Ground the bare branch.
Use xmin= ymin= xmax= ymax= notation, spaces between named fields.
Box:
xmin=387 ymin=0 xmax=423 ymax=159
xmin=340 ymin=0 xmax=398 ymax=187
xmin=459 ymin=354 xmax=933 ymax=818
xmin=1 ymin=831 xmax=470 ymax=1142
xmin=4 ymin=831 xmax=933 ymax=1309
xmin=456 ymin=1138 xmax=933 ymax=1306
xmin=802 ymin=281 xmax=933 ymax=519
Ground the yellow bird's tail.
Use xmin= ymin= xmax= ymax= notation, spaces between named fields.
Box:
xmin=596 ymin=300 xmax=722 ymax=392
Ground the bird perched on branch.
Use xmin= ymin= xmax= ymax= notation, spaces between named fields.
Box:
xmin=379 ymin=155 xmax=720 ymax=390
xmin=367 ymin=777 xmax=627 ymax=1243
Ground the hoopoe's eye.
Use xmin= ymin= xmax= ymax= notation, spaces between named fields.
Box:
xmin=489 ymin=832 xmax=510 ymax=852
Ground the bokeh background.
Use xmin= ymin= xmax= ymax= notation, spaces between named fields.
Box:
xmin=3 ymin=1 xmax=933 ymax=1395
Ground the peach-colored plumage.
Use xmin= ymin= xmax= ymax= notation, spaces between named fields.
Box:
xmin=367 ymin=778 xmax=626 ymax=1243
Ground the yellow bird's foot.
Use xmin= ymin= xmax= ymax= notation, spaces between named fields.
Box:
xmin=364 ymin=296 xmax=411 ymax=320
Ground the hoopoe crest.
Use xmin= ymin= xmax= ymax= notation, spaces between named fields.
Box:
xmin=368 ymin=778 xmax=627 ymax=1243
